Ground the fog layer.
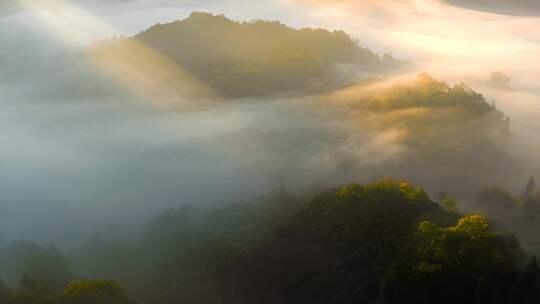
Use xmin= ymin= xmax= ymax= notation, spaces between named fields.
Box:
xmin=1 ymin=0 xmax=540 ymax=249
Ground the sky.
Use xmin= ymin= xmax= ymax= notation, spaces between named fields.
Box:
xmin=3 ymin=0 xmax=540 ymax=64
xmin=1 ymin=0 xmax=540 ymax=244
xmin=5 ymin=0 xmax=538 ymax=89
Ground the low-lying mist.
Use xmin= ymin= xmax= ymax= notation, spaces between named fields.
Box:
xmin=2 ymin=11 xmax=540 ymax=250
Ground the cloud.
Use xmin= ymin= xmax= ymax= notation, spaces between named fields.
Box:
xmin=441 ymin=0 xmax=540 ymax=16
xmin=0 ymin=0 xmax=19 ymax=16
xmin=1 ymin=0 xmax=540 ymax=251
xmin=0 ymin=0 xmax=228 ymax=18
xmin=295 ymin=0 xmax=540 ymax=16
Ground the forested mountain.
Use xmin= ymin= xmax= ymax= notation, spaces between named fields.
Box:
xmin=310 ymin=73 xmax=514 ymax=197
xmin=474 ymin=177 xmax=540 ymax=254
xmin=0 ymin=242 xmax=72 ymax=291
xmin=90 ymin=12 xmax=401 ymax=98
xmin=89 ymin=12 xmax=514 ymax=196
xmin=3 ymin=180 xmax=522 ymax=304
xmin=0 ymin=180 xmax=537 ymax=303
xmin=347 ymin=73 xmax=509 ymax=155
xmin=0 ymin=241 xmax=135 ymax=303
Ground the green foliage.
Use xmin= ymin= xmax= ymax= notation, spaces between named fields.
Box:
xmin=412 ymin=215 xmax=496 ymax=264
xmin=59 ymin=180 xmax=536 ymax=304
xmin=359 ymin=74 xmax=496 ymax=114
xmin=92 ymin=12 xmax=397 ymax=97
xmin=381 ymin=215 xmax=522 ymax=304
xmin=441 ymin=197 xmax=458 ymax=213
xmin=0 ymin=241 xmax=73 ymax=293
xmin=61 ymin=280 xmax=134 ymax=304
xmin=331 ymin=74 xmax=514 ymax=190
xmin=352 ymin=74 xmax=509 ymax=150
xmin=450 ymin=215 xmax=493 ymax=239
xmin=0 ymin=278 xmax=135 ymax=304
xmin=336 ymin=183 xmax=364 ymax=200
xmin=472 ymin=179 xmax=540 ymax=259
xmin=218 ymin=179 xmax=460 ymax=304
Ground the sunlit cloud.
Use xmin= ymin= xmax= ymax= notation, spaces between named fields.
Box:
xmin=289 ymin=0 xmax=540 ymax=87
xmin=13 ymin=0 xmax=218 ymax=107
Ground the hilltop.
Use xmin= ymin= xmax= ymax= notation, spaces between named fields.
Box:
xmin=91 ymin=12 xmax=400 ymax=98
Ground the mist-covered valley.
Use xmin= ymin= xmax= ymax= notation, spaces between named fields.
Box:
xmin=1 ymin=1 xmax=540 ymax=303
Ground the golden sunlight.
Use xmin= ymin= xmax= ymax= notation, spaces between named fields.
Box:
xmin=15 ymin=0 xmax=217 ymax=106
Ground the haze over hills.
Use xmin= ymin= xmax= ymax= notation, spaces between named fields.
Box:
xmin=90 ymin=12 xmax=402 ymax=98
xmin=306 ymin=73 xmax=514 ymax=200
xmin=86 ymin=13 xmax=516 ymax=197
xmin=0 ymin=11 xmax=529 ymax=243
xmin=1 ymin=5 xmax=540 ymax=304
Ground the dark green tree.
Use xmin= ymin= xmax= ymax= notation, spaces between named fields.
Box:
xmin=61 ymin=280 xmax=135 ymax=304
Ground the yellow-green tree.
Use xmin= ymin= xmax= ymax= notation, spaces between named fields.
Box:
xmin=61 ymin=280 xmax=134 ymax=304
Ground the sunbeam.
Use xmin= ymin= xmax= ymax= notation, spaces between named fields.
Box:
xmin=14 ymin=0 xmax=218 ymax=107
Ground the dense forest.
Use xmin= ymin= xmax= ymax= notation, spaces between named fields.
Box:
xmin=309 ymin=72 xmax=515 ymax=197
xmin=474 ymin=177 xmax=540 ymax=254
xmin=343 ymin=73 xmax=510 ymax=154
xmin=89 ymin=12 xmax=401 ymax=98
xmin=0 ymin=180 xmax=538 ymax=303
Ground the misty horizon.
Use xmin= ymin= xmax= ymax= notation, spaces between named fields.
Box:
xmin=1 ymin=1 xmax=540 ymax=304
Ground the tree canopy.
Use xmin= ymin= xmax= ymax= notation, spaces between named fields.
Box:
xmin=0 ymin=180 xmax=537 ymax=304
xmin=90 ymin=12 xmax=400 ymax=98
